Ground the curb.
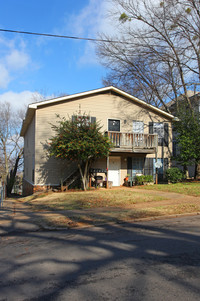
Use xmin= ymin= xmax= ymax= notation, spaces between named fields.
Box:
xmin=29 ymin=211 xmax=200 ymax=231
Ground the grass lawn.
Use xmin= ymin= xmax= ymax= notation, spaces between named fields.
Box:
xmin=26 ymin=189 xmax=165 ymax=211
xmin=21 ymin=185 xmax=200 ymax=229
xmin=135 ymin=182 xmax=200 ymax=196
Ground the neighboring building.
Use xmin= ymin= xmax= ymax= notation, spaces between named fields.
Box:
xmin=166 ymin=91 xmax=200 ymax=178
xmin=165 ymin=91 xmax=200 ymax=115
xmin=20 ymin=86 xmax=175 ymax=195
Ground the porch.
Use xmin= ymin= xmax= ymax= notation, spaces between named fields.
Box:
xmin=106 ymin=131 xmax=158 ymax=154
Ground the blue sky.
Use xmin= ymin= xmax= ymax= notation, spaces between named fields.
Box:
xmin=0 ymin=0 xmax=113 ymax=108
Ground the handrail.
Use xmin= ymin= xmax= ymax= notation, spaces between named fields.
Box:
xmin=106 ymin=131 xmax=158 ymax=149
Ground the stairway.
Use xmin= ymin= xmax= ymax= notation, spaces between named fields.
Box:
xmin=61 ymin=168 xmax=80 ymax=190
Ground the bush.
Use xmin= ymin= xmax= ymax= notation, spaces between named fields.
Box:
xmin=165 ymin=168 xmax=183 ymax=183
xmin=144 ymin=175 xmax=154 ymax=182
xmin=135 ymin=175 xmax=154 ymax=185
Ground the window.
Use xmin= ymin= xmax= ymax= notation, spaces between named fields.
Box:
xmin=72 ymin=115 xmax=96 ymax=126
xmin=133 ymin=121 xmax=144 ymax=133
xmin=150 ymin=122 xmax=169 ymax=147
xmin=153 ymin=123 xmax=164 ymax=145
xmin=108 ymin=119 xmax=120 ymax=132
xmin=127 ymin=157 xmax=144 ymax=178
xmin=133 ymin=121 xmax=144 ymax=146
xmin=149 ymin=122 xmax=168 ymax=146
xmin=144 ymin=158 xmax=154 ymax=177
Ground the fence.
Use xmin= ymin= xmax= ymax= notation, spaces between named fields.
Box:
xmin=0 ymin=183 xmax=6 ymax=207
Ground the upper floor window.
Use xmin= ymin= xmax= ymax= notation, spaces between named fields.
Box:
xmin=108 ymin=119 xmax=120 ymax=132
xmin=153 ymin=122 xmax=164 ymax=145
xmin=149 ymin=122 xmax=169 ymax=147
xmin=72 ymin=115 xmax=96 ymax=126
xmin=133 ymin=121 xmax=144 ymax=133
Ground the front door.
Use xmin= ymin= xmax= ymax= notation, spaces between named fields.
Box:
xmin=108 ymin=157 xmax=121 ymax=186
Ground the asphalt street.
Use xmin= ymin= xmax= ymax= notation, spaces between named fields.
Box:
xmin=1 ymin=215 xmax=200 ymax=301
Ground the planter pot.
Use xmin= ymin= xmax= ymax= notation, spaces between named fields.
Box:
xmin=145 ymin=182 xmax=154 ymax=185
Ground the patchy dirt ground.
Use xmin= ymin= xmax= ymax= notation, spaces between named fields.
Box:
xmin=1 ymin=187 xmax=200 ymax=232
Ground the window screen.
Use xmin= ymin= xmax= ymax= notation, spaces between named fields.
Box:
xmin=133 ymin=121 xmax=144 ymax=133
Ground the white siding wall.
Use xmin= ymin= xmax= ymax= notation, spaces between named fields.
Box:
xmin=23 ymin=115 xmax=35 ymax=184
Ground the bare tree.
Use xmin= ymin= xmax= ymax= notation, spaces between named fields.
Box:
xmin=97 ymin=0 xmax=200 ymax=110
xmin=0 ymin=102 xmax=24 ymax=194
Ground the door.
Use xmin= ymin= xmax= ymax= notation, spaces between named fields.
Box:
xmin=108 ymin=157 xmax=121 ymax=186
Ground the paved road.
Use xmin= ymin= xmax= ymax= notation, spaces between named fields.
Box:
xmin=1 ymin=215 xmax=200 ymax=301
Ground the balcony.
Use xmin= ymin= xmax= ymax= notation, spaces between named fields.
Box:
xmin=106 ymin=131 xmax=158 ymax=153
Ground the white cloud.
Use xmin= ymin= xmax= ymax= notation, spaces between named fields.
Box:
xmin=59 ymin=0 xmax=116 ymax=66
xmin=0 ymin=36 xmax=31 ymax=89
xmin=0 ymin=64 xmax=11 ymax=89
xmin=64 ymin=0 xmax=115 ymax=37
xmin=5 ymin=50 xmax=30 ymax=71
xmin=0 ymin=91 xmax=44 ymax=110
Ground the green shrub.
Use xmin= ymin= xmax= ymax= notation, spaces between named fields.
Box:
xmin=135 ymin=175 xmax=145 ymax=185
xmin=144 ymin=175 xmax=154 ymax=182
xmin=165 ymin=167 xmax=183 ymax=183
xmin=135 ymin=175 xmax=154 ymax=185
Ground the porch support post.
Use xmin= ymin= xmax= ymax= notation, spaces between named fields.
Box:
xmin=106 ymin=156 xmax=109 ymax=189
xmin=155 ymin=148 xmax=158 ymax=185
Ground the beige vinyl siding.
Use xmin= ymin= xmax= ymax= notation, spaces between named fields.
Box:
xmin=34 ymin=93 xmax=172 ymax=185
xmin=23 ymin=115 xmax=35 ymax=184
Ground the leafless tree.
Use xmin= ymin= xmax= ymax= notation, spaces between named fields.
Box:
xmin=0 ymin=102 xmax=24 ymax=194
xmin=97 ymin=0 xmax=200 ymax=111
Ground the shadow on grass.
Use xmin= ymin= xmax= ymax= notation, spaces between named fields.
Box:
xmin=1 ymin=208 xmax=200 ymax=300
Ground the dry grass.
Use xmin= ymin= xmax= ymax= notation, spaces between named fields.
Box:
xmin=26 ymin=189 xmax=165 ymax=211
xmin=21 ymin=186 xmax=200 ymax=228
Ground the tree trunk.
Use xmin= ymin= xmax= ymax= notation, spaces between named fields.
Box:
xmin=78 ymin=161 xmax=89 ymax=191
xmin=183 ymin=165 xmax=189 ymax=179
xmin=6 ymin=153 xmax=21 ymax=195
xmin=195 ymin=162 xmax=200 ymax=180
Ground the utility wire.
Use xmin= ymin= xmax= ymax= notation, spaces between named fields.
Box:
xmin=0 ymin=28 xmax=120 ymax=43
xmin=0 ymin=28 xmax=191 ymax=50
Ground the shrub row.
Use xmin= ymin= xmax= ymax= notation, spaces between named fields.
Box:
xmin=135 ymin=175 xmax=154 ymax=185
xmin=135 ymin=167 xmax=184 ymax=185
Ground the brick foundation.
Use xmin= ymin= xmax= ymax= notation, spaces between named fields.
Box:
xmin=23 ymin=179 xmax=59 ymax=196
xmin=33 ymin=185 xmax=49 ymax=194
xmin=23 ymin=179 xmax=34 ymax=196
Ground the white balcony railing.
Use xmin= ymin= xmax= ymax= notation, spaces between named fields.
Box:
xmin=106 ymin=131 xmax=158 ymax=151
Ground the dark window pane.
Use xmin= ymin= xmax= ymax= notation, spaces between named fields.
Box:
xmin=108 ymin=119 xmax=120 ymax=131
xmin=144 ymin=158 xmax=153 ymax=176
xmin=164 ymin=123 xmax=169 ymax=147
xmin=149 ymin=122 xmax=153 ymax=134
xmin=91 ymin=117 xmax=96 ymax=124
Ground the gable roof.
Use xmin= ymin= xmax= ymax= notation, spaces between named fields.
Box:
xmin=20 ymin=86 xmax=176 ymax=136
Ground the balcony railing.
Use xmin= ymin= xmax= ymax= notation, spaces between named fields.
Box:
xmin=106 ymin=131 xmax=158 ymax=152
